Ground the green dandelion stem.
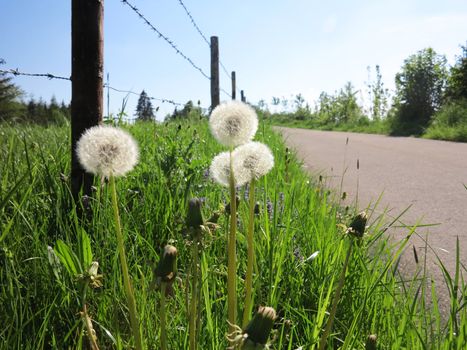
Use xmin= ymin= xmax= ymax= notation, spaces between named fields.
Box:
xmin=160 ymin=282 xmax=168 ymax=350
xmin=318 ymin=241 xmax=353 ymax=350
xmin=189 ymin=240 xmax=199 ymax=350
xmin=242 ymin=178 xmax=256 ymax=328
xmin=109 ymin=175 xmax=143 ymax=350
xmin=227 ymin=148 xmax=238 ymax=337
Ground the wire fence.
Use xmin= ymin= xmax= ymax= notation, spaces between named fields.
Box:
xmin=121 ymin=0 xmax=211 ymax=81
xmin=175 ymin=0 xmax=237 ymax=86
xmin=3 ymin=0 xmax=244 ymax=121
xmin=0 ymin=68 xmax=191 ymax=109
xmin=0 ymin=68 xmax=70 ymax=81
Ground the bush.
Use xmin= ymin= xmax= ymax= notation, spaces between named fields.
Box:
xmin=423 ymin=99 xmax=467 ymax=141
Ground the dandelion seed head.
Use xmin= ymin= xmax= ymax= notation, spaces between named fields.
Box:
xmin=209 ymin=101 xmax=258 ymax=147
xmin=76 ymin=125 xmax=139 ymax=178
xmin=233 ymin=142 xmax=274 ymax=183
xmin=210 ymin=151 xmax=249 ymax=187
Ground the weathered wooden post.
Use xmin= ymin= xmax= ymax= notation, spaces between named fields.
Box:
xmin=71 ymin=0 xmax=104 ymax=201
xmin=241 ymin=90 xmax=245 ymax=103
xmin=231 ymin=71 xmax=236 ymax=100
xmin=210 ymin=36 xmax=220 ymax=110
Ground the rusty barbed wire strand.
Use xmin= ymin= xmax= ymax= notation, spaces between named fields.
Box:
xmin=220 ymin=87 xmax=232 ymax=98
xmin=121 ymin=0 xmax=210 ymax=81
xmin=175 ymin=0 xmax=233 ymax=82
xmin=104 ymin=84 xmax=186 ymax=107
xmin=1 ymin=67 xmax=192 ymax=108
xmin=176 ymin=0 xmax=210 ymax=46
xmin=0 ymin=68 xmax=70 ymax=81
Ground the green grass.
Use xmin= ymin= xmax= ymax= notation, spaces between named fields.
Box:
xmin=1 ymin=118 xmax=466 ymax=349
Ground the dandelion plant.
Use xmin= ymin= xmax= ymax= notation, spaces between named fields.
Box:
xmin=77 ymin=125 xmax=143 ymax=350
xmin=209 ymin=101 xmax=258 ymax=336
xmin=233 ymin=141 xmax=274 ymax=327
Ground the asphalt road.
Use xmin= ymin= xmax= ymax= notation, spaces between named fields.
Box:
xmin=276 ymin=127 xmax=467 ymax=313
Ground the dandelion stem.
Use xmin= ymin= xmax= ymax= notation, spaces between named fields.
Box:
xmin=227 ymin=148 xmax=238 ymax=339
xmin=160 ymin=282 xmax=167 ymax=350
xmin=109 ymin=175 xmax=143 ymax=350
xmin=189 ymin=240 xmax=199 ymax=350
xmin=242 ymin=179 xmax=256 ymax=328
xmin=82 ymin=304 xmax=100 ymax=350
xmin=318 ymin=241 xmax=353 ymax=350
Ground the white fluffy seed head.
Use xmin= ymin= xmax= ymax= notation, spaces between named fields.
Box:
xmin=209 ymin=101 xmax=258 ymax=147
xmin=233 ymin=142 xmax=274 ymax=183
xmin=210 ymin=151 xmax=250 ymax=187
xmin=76 ymin=125 xmax=139 ymax=178
xmin=210 ymin=152 xmax=231 ymax=187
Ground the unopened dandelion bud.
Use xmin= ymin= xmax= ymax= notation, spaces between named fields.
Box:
xmin=254 ymin=202 xmax=261 ymax=215
xmin=155 ymin=245 xmax=178 ymax=283
xmin=243 ymin=306 xmax=276 ymax=347
xmin=347 ymin=211 xmax=368 ymax=238
xmin=225 ymin=196 xmax=240 ymax=215
xmin=207 ymin=210 xmax=221 ymax=224
xmin=186 ymin=198 xmax=204 ymax=228
xmin=365 ymin=334 xmax=377 ymax=350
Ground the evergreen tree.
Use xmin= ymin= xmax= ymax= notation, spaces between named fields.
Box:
xmin=0 ymin=59 xmax=24 ymax=121
xmin=135 ymin=90 xmax=155 ymax=121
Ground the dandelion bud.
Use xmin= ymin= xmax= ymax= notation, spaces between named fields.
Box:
xmin=254 ymin=202 xmax=260 ymax=215
xmin=243 ymin=306 xmax=276 ymax=347
xmin=209 ymin=101 xmax=258 ymax=147
xmin=186 ymin=198 xmax=204 ymax=228
xmin=76 ymin=125 xmax=139 ymax=178
xmin=365 ymin=334 xmax=377 ymax=350
xmin=347 ymin=211 xmax=368 ymax=238
xmin=155 ymin=245 xmax=178 ymax=283
xmin=225 ymin=196 xmax=240 ymax=215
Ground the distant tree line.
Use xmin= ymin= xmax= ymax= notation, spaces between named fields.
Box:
xmin=263 ymin=43 xmax=467 ymax=139
xmin=0 ymin=59 xmax=70 ymax=125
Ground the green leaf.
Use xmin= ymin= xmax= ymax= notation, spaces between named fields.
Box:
xmin=78 ymin=229 xmax=93 ymax=269
xmin=54 ymin=240 xmax=81 ymax=277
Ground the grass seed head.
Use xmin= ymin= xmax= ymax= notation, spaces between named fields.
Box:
xmin=209 ymin=101 xmax=258 ymax=147
xmin=76 ymin=125 xmax=139 ymax=178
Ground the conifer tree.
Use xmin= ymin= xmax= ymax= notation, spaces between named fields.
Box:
xmin=135 ymin=90 xmax=155 ymax=121
xmin=0 ymin=59 xmax=23 ymax=121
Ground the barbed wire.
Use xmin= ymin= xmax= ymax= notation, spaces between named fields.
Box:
xmin=0 ymin=68 xmax=70 ymax=81
xmin=1 ymin=67 xmax=192 ymax=108
xmin=220 ymin=87 xmax=232 ymax=98
xmin=175 ymin=0 xmax=234 ymax=83
xmin=121 ymin=0 xmax=210 ymax=81
xmin=176 ymin=0 xmax=210 ymax=46
xmin=104 ymin=84 xmax=186 ymax=107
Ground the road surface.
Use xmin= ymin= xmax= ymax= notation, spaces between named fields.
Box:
xmin=277 ymin=127 xmax=467 ymax=313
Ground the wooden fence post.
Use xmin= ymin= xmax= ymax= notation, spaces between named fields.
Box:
xmin=241 ymin=90 xmax=245 ymax=103
xmin=71 ymin=0 xmax=104 ymax=201
xmin=210 ymin=36 xmax=220 ymax=110
xmin=231 ymin=71 xmax=236 ymax=100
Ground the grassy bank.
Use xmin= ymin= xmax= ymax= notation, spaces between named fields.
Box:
xmin=1 ymin=118 xmax=466 ymax=349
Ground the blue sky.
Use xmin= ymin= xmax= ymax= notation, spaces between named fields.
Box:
xmin=1 ymin=0 xmax=467 ymax=120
